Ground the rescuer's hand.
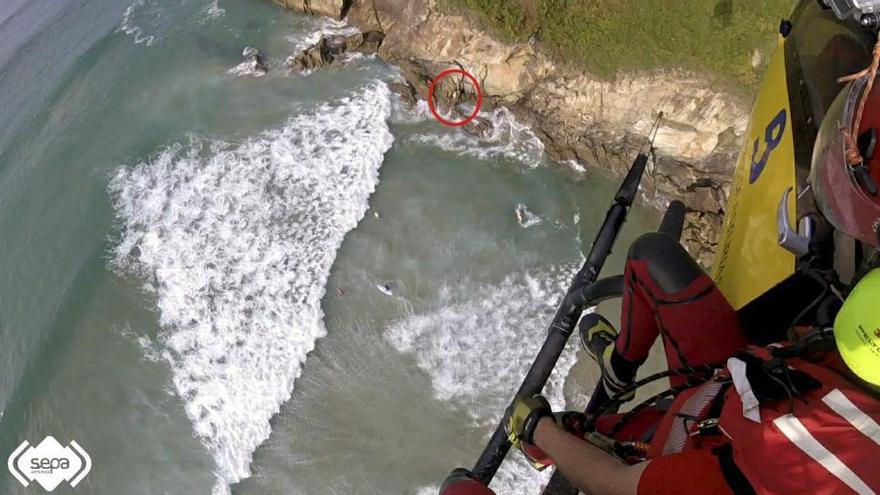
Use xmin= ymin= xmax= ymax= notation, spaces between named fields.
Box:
xmin=505 ymin=394 xmax=553 ymax=449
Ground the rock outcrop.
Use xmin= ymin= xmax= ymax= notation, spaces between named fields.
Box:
xmin=288 ymin=31 xmax=384 ymax=71
xmin=276 ymin=0 xmax=752 ymax=266
xmin=273 ymin=0 xmax=352 ymax=19
xmin=234 ymin=47 xmax=269 ymax=77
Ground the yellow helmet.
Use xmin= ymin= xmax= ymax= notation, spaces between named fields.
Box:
xmin=835 ymin=269 xmax=880 ymax=387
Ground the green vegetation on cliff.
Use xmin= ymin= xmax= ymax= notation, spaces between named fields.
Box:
xmin=439 ymin=0 xmax=795 ymax=86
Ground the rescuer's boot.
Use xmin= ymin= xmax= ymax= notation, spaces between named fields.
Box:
xmin=579 ymin=313 xmax=636 ymax=406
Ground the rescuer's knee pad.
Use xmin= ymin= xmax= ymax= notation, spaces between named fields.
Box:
xmin=628 ymin=232 xmax=704 ymax=294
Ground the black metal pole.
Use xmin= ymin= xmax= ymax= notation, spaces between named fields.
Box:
xmin=470 ymin=153 xmax=650 ymax=484
xmin=541 ymin=198 xmax=689 ymax=495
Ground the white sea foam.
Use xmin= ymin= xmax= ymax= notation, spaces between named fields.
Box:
xmin=391 ymin=97 xmax=432 ymax=124
xmin=118 ymin=0 xmax=161 ymax=47
xmin=566 ymin=159 xmax=587 ymax=174
xmin=110 ymin=83 xmax=394 ymax=494
xmin=287 ymin=17 xmax=360 ymax=54
xmin=515 ymin=203 xmax=542 ymax=229
xmin=385 ymin=265 xmax=583 ymax=494
xmin=228 ymin=47 xmax=268 ymax=78
xmin=201 ymin=0 xmax=226 ymax=21
xmin=414 ymin=457 xmax=559 ymax=495
xmin=408 ymin=107 xmax=545 ymax=167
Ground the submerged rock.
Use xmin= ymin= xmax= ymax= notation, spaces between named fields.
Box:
xmin=229 ymin=46 xmax=269 ymax=77
xmin=515 ymin=203 xmax=542 ymax=228
xmin=464 ymin=116 xmax=493 ymax=138
xmin=288 ymin=31 xmax=384 ymax=71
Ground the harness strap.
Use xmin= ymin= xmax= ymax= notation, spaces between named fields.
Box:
xmin=663 ymin=381 xmax=726 ymax=455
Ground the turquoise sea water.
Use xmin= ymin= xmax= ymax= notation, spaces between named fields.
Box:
xmin=0 ymin=1 xmax=659 ymax=493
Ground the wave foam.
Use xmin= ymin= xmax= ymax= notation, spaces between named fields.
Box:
xmin=566 ymin=160 xmax=587 ymax=174
xmin=286 ymin=17 xmax=360 ymax=54
xmin=391 ymin=97 xmax=432 ymax=124
xmin=408 ymin=107 xmax=545 ymax=167
xmin=201 ymin=0 xmax=226 ymax=21
xmin=118 ymin=0 xmax=161 ymax=47
xmin=110 ymin=83 xmax=394 ymax=494
xmin=515 ymin=203 xmax=542 ymax=228
xmin=228 ymin=47 xmax=267 ymax=78
xmin=385 ymin=265 xmax=583 ymax=494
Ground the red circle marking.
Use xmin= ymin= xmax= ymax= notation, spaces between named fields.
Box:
xmin=427 ymin=68 xmax=483 ymax=127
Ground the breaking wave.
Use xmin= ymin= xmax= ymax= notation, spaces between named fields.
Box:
xmin=408 ymin=107 xmax=545 ymax=167
xmin=109 ymin=83 xmax=394 ymax=494
xmin=385 ymin=265 xmax=584 ymax=494
xmin=286 ymin=17 xmax=360 ymax=54
xmin=390 ymin=95 xmax=432 ymax=124
xmin=227 ymin=47 xmax=267 ymax=78
xmin=566 ymin=159 xmax=587 ymax=174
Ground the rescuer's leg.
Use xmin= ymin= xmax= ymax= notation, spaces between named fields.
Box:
xmin=617 ymin=233 xmax=747 ymax=386
xmin=586 ymin=233 xmax=747 ymax=414
xmin=582 ymin=233 xmax=665 ymax=413
xmin=580 ymin=312 xmax=641 ymax=407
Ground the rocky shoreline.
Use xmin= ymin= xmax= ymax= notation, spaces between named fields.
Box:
xmin=273 ymin=0 xmax=752 ymax=266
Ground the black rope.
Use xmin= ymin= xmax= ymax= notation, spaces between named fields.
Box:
xmin=608 ymin=384 xmax=698 ymax=437
xmin=586 ymin=363 xmax=723 ymax=430
xmin=786 ymin=259 xmax=836 ymax=338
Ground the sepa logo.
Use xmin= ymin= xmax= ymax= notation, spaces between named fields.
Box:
xmin=7 ymin=436 xmax=91 ymax=491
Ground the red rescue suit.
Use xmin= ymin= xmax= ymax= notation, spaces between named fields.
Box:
xmin=644 ymin=348 xmax=880 ymax=494
xmin=723 ymin=354 xmax=880 ymax=493
xmin=442 ymin=234 xmax=880 ymax=494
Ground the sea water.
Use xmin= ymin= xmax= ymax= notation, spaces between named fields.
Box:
xmin=0 ymin=1 xmax=660 ymax=494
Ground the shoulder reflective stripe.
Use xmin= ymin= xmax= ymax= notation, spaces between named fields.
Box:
xmin=773 ymin=414 xmax=876 ymax=495
xmin=822 ymin=389 xmax=880 ymax=446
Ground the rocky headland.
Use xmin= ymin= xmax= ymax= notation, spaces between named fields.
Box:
xmin=274 ymin=0 xmax=753 ymax=266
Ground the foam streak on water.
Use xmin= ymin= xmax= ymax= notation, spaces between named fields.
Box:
xmin=408 ymin=107 xmax=545 ymax=166
xmin=118 ymin=0 xmax=161 ymax=46
xmin=385 ymin=265 xmax=583 ymax=494
xmin=201 ymin=0 xmax=225 ymax=21
xmin=110 ymin=83 xmax=393 ymax=494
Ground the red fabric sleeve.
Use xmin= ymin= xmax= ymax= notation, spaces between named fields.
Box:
xmin=637 ymin=450 xmax=734 ymax=495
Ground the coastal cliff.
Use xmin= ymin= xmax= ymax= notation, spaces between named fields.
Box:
xmin=274 ymin=0 xmax=753 ymax=266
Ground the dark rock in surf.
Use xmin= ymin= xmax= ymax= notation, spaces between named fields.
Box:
xmin=464 ymin=116 xmax=493 ymax=138
xmin=288 ymin=31 xmax=385 ymax=71
xmin=230 ymin=46 xmax=269 ymax=77
xmin=348 ymin=30 xmax=385 ymax=54
xmin=390 ymin=59 xmax=494 ymax=138
xmin=390 ymin=80 xmax=419 ymax=108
